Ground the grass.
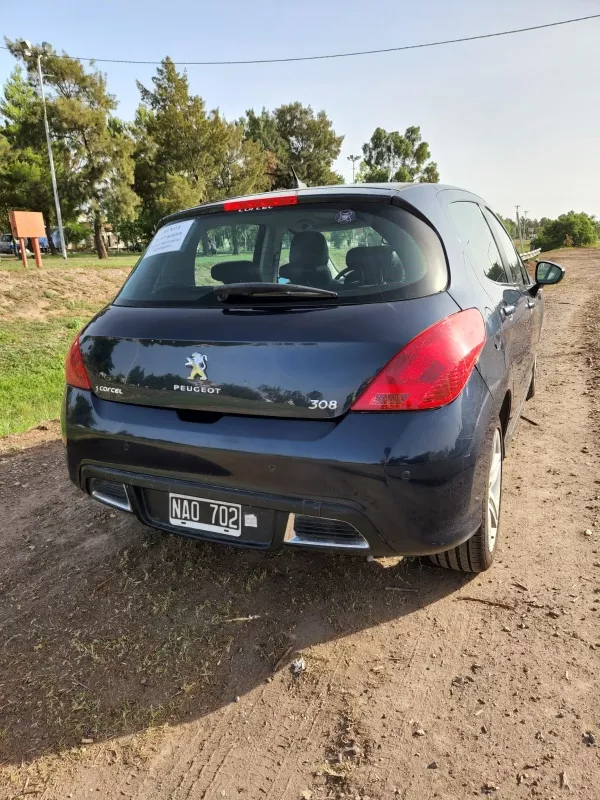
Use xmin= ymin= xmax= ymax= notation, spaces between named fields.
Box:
xmin=0 ymin=247 xmax=348 ymax=278
xmin=0 ymin=251 xmax=140 ymax=272
xmin=329 ymin=249 xmax=350 ymax=272
xmin=513 ymin=239 xmax=532 ymax=254
xmin=0 ymin=259 xmax=128 ymax=437
xmin=0 ymin=315 xmax=90 ymax=437
xmin=1 ymin=251 xmax=260 ymax=277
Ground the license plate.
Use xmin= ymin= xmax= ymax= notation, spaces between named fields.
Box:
xmin=169 ymin=493 xmax=242 ymax=537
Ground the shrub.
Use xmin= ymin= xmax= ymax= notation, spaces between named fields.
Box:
xmin=532 ymin=211 xmax=598 ymax=251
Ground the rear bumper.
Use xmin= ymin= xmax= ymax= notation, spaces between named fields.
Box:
xmin=63 ymin=370 xmax=495 ymax=557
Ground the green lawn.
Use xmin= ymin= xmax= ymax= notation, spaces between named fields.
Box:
xmin=1 ymin=251 xmax=262 ymax=276
xmin=0 ymin=315 xmax=91 ymax=437
xmin=0 ymin=247 xmax=353 ymax=278
xmin=329 ymin=249 xmax=349 ymax=272
xmin=514 ymin=240 xmax=532 ymax=254
xmin=0 ymin=252 xmax=140 ymax=272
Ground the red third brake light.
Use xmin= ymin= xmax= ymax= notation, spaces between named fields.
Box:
xmin=224 ymin=194 xmax=298 ymax=212
xmin=352 ymin=309 xmax=486 ymax=412
xmin=65 ymin=333 xmax=91 ymax=390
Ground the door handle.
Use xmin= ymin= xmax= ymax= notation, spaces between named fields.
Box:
xmin=501 ymin=303 xmax=516 ymax=318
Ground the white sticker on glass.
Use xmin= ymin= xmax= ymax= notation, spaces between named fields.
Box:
xmin=144 ymin=219 xmax=195 ymax=258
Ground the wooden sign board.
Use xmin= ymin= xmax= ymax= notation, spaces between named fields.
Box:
xmin=9 ymin=210 xmax=46 ymax=239
xmin=8 ymin=210 xmax=46 ymax=268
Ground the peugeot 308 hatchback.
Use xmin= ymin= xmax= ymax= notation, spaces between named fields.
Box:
xmin=62 ymin=183 xmax=564 ymax=572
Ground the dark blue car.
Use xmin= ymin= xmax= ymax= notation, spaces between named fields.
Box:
xmin=62 ymin=184 xmax=564 ymax=572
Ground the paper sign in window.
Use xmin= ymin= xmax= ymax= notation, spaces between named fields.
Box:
xmin=144 ymin=219 xmax=195 ymax=258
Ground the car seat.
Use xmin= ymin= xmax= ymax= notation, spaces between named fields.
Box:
xmin=279 ymin=232 xmax=333 ymax=289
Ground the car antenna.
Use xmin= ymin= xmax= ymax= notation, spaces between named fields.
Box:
xmin=290 ymin=166 xmax=307 ymax=190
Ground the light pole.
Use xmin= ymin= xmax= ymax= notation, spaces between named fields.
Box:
xmin=19 ymin=40 xmax=67 ymax=259
xmin=347 ymin=155 xmax=361 ymax=183
xmin=515 ymin=204 xmax=524 ymax=253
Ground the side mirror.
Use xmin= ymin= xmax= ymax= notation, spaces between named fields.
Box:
xmin=529 ymin=260 xmax=565 ymax=295
xmin=535 ymin=260 xmax=565 ymax=286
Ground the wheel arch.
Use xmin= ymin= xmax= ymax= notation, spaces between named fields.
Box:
xmin=499 ymin=391 xmax=511 ymax=441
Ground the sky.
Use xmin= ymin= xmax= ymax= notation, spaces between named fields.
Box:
xmin=1 ymin=0 xmax=599 ymax=221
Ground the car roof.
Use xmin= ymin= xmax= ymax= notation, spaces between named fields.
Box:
xmin=160 ymin=183 xmax=478 ymax=227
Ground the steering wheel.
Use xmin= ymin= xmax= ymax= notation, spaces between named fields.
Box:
xmin=332 ymin=266 xmax=356 ymax=283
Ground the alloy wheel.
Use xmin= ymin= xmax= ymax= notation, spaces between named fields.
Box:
xmin=487 ymin=428 xmax=503 ymax=551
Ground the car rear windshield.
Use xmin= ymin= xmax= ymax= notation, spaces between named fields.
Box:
xmin=114 ymin=201 xmax=448 ymax=307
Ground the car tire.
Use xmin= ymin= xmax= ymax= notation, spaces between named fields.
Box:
xmin=429 ymin=424 xmax=503 ymax=573
xmin=526 ymin=359 xmax=536 ymax=400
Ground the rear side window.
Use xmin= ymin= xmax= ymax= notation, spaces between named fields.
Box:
xmin=483 ymin=210 xmax=528 ymax=286
xmin=448 ymin=201 xmax=508 ymax=284
xmin=115 ymin=201 xmax=447 ymax=307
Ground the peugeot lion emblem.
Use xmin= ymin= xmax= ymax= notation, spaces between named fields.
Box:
xmin=186 ymin=353 xmax=208 ymax=381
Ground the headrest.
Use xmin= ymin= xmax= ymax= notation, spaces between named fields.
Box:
xmin=345 ymin=245 xmax=394 ymax=272
xmin=211 ymin=260 xmax=260 ymax=283
xmin=279 ymin=263 xmax=333 ymax=290
xmin=344 ymin=245 xmax=404 ymax=284
xmin=289 ymin=231 xmax=329 ymax=267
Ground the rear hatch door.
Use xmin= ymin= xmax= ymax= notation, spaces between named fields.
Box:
xmin=81 ymin=195 xmax=454 ymax=419
xmin=81 ymin=296 xmax=459 ymax=420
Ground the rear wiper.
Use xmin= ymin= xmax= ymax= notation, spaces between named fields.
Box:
xmin=215 ymin=282 xmax=338 ymax=301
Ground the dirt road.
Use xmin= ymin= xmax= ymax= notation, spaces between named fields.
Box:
xmin=1 ymin=248 xmax=599 ymax=799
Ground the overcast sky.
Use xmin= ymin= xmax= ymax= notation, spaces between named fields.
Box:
xmin=1 ymin=0 xmax=598 ymax=221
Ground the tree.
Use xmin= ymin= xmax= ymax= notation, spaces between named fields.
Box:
xmin=211 ymin=121 xmax=270 ymax=201
xmin=498 ymin=215 xmax=516 ymax=238
xmin=134 ymin=58 xmax=269 ymax=236
xmin=359 ymin=126 xmax=439 ymax=183
xmin=527 ymin=218 xmax=539 ymax=240
xmin=112 ymin=218 xmax=144 ymax=249
xmin=134 ymin=58 xmax=213 ymax=228
xmin=532 ymin=211 xmax=598 ymax=251
xmin=330 ymin=229 xmax=349 ymax=249
xmin=244 ymin=102 xmax=344 ymax=189
xmin=0 ymin=65 xmax=41 ymax=155
xmin=0 ymin=140 xmax=58 ymax=243
xmin=0 ymin=66 xmax=75 ymax=252
xmin=6 ymin=41 xmax=139 ymax=258
xmin=62 ymin=219 xmax=91 ymax=246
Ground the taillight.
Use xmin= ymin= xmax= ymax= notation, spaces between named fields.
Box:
xmin=351 ymin=309 xmax=486 ymax=412
xmin=224 ymin=194 xmax=298 ymax=212
xmin=65 ymin=333 xmax=91 ymax=390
